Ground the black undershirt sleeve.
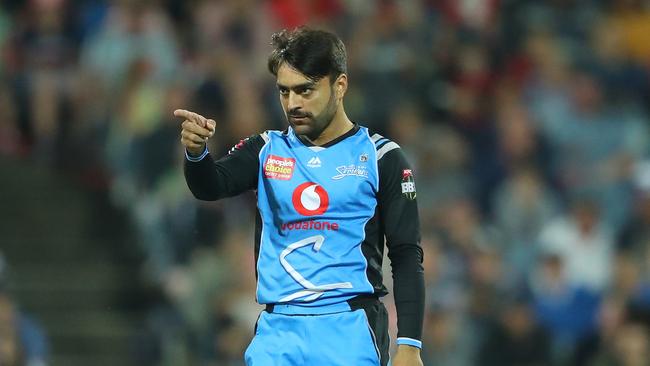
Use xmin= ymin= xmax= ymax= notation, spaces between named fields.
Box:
xmin=377 ymin=148 xmax=425 ymax=344
xmin=183 ymin=135 xmax=266 ymax=200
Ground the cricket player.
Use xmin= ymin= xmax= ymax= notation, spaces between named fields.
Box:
xmin=177 ymin=27 xmax=424 ymax=366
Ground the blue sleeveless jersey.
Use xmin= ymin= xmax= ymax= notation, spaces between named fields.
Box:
xmin=256 ymin=126 xmax=379 ymax=306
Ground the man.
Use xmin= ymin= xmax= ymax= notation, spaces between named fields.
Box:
xmin=176 ymin=27 xmax=424 ymax=366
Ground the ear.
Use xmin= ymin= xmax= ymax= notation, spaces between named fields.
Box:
xmin=334 ymin=73 xmax=348 ymax=100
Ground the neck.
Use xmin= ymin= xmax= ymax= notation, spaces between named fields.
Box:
xmin=308 ymin=106 xmax=353 ymax=146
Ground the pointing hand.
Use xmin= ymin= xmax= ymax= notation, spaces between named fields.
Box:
xmin=175 ymin=109 xmax=216 ymax=156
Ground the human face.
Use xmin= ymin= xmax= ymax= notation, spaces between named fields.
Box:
xmin=276 ymin=63 xmax=338 ymax=141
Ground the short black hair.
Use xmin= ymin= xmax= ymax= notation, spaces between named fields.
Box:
xmin=268 ymin=27 xmax=347 ymax=83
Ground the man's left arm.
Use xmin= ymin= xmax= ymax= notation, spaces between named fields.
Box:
xmin=377 ymin=147 xmax=424 ymax=364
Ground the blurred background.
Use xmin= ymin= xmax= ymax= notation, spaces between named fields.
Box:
xmin=1 ymin=0 xmax=650 ymax=365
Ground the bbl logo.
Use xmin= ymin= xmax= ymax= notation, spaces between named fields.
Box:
xmin=401 ymin=169 xmax=416 ymax=200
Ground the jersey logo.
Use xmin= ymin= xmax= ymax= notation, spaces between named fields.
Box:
xmin=307 ymin=156 xmax=322 ymax=168
xmin=264 ymin=155 xmax=296 ymax=180
xmin=292 ymin=182 xmax=329 ymax=216
xmin=281 ymin=220 xmax=339 ymax=231
xmin=332 ymin=164 xmax=368 ymax=180
xmin=401 ymin=169 xmax=416 ymax=199
xmin=279 ymin=235 xmax=353 ymax=302
xmin=359 ymin=153 xmax=368 ymax=162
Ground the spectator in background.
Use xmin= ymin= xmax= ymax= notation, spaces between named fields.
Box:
xmin=489 ymin=83 xmax=557 ymax=225
xmin=591 ymin=321 xmax=650 ymax=366
xmin=589 ymin=253 xmax=650 ymax=363
xmin=592 ymin=297 xmax=628 ymax=365
xmin=618 ymin=162 xmax=650 ymax=257
xmin=523 ymin=31 xmax=573 ymax=152
xmin=6 ymin=0 xmax=77 ymax=163
xmin=608 ymin=255 xmax=647 ymax=305
xmin=530 ymin=253 xmax=601 ymax=364
xmin=493 ymin=100 xmax=549 ymax=174
xmin=465 ymin=245 xmax=508 ymax=329
xmin=561 ymin=72 xmax=644 ymax=227
xmin=588 ymin=18 xmax=650 ymax=110
xmin=478 ymin=294 xmax=552 ymax=366
xmin=603 ymin=0 xmax=650 ymax=67
xmin=538 ymin=196 xmax=614 ymax=292
xmin=492 ymin=166 xmax=559 ymax=283
xmin=421 ymin=305 xmax=475 ymax=366
xmin=350 ymin=0 xmax=426 ymax=132
xmin=429 ymin=197 xmax=501 ymax=311
xmin=80 ymin=1 xmax=179 ymax=89
xmin=410 ymin=124 xmax=472 ymax=225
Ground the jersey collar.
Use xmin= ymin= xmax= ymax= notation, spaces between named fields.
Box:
xmin=291 ymin=123 xmax=361 ymax=149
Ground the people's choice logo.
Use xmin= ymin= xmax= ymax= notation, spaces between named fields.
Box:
xmin=264 ymin=155 xmax=295 ymax=180
xmin=292 ymin=182 xmax=329 ymax=216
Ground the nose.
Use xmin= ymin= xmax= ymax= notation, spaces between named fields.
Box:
xmin=288 ymin=91 xmax=302 ymax=111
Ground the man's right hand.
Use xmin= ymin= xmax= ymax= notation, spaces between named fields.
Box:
xmin=175 ymin=109 xmax=216 ymax=156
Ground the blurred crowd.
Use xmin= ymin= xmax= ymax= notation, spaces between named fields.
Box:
xmin=2 ymin=0 xmax=650 ymax=365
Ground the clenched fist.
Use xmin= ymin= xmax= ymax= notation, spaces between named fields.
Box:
xmin=174 ymin=109 xmax=216 ymax=156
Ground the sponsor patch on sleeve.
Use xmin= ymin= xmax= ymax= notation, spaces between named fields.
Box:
xmin=401 ymin=169 xmax=416 ymax=199
xmin=264 ymin=155 xmax=296 ymax=180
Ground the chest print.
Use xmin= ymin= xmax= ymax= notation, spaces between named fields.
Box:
xmin=331 ymin=164 xmax=369 ymax=180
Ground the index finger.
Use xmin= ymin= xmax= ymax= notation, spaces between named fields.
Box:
xmin=174 ymin=109 xmax=207 ymax=127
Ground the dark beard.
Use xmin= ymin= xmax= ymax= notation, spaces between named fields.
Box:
xmin=302 ymin=90 xmax=338 ymax=141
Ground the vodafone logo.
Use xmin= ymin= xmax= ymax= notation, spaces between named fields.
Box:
xmin=292 ymin=182 xmax=329 ymax=216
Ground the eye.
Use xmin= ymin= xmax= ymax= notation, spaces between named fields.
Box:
xmin=278 ymin=87 xmax=289 ymax=96
xmin=299 ymin=87 xmax=313 ymax=96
